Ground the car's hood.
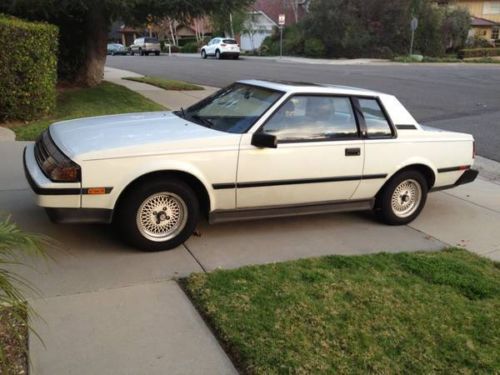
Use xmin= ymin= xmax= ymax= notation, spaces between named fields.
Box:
xmin=49 ymin=112 xmax=239 ymax=161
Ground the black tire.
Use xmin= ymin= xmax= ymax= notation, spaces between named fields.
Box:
xmin=114 ymin=178 xmax=199 ymax=251
xmin=129 ymin=49 xmax=134 ymax=56
xmin=201 ymin=50 xmax=207 ymax=59
xmin=140 ymin=49 xmax=144 ymax=56
xmin=215 ymin=50 xmax=221 ymax=59
xmin=375 ymin=170 xmax=428 ymax=225
xmin=233 ymin=54 xmax=239 ymax=60
xmin=155 ymin=51 xmax=160 ymax=56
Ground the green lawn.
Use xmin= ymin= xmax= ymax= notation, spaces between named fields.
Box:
xmin=123 ymin=76 xmax=203 ymax=91
xmin=184 ymin=249 xmax=500 ymax=374
xmin=10 ymin=81 xmax=165 ymax=141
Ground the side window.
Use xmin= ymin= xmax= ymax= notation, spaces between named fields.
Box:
xmin=262 ymin=96 xmax=359 ymax=142
xmin=358 ymin=98 xmax=393 ymax=137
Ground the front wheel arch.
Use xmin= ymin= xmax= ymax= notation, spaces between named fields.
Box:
xmin=113 ymin=170 xmax=211 ymax=222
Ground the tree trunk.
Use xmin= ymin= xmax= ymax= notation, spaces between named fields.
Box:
xmin=74 ymin=5 xmax=108 ymax=87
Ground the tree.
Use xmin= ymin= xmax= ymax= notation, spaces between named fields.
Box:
xmin=0 ymin=0 xmax=253 ymax=86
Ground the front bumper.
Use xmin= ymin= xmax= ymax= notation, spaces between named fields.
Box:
xmin=23 ymin=145 xmax=113 ymax=224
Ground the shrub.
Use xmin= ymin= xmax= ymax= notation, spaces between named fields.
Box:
xmin=181 ymin=41 xmax=198 ymax=53
xmin=304 ymin=38 xmax=325 ymax=58
xmin=459 ymin=47 xmax=500 ymax=58
xmin=0 ymin=15 xmax=58 ymax=122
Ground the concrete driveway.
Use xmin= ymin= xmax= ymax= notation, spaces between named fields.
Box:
xmin=1 ymin=140 xmax=500 ymax=374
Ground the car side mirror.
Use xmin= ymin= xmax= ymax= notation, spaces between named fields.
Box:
xmin=251 ymin=132 xmax=277 ymax=148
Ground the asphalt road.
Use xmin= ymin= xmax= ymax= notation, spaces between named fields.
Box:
xmin=107 ymin=55 xmax=500 ymax=161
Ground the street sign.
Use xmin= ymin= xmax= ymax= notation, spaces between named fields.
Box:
xmin=411 ymin=17 xmax=418 ymax=31
xmin=278 ymin=14 xmax=285 ymax=26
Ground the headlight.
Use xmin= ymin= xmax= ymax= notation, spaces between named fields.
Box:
xmin=34 ymin=130 xmax=81 ymax=182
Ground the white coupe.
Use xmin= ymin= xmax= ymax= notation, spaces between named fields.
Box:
xmin=24 ymin=80 xmax=478 ymax=251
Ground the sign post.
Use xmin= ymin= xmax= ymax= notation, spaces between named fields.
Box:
xmin=278 ymin=14 xmax=285 ymax=59
xmin=409 ymin=17 xmax=418 ymax=55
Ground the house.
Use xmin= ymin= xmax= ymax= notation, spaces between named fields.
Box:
xmin=439 ymin=0 xmax=500 ymax=41
xmin=239 ymin=0 xmax=310 ymax=51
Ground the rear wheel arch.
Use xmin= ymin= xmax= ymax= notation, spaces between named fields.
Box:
xmin=113 ymin=170 xmax=211 ymax=221
xmin=377 ymin=164 xmax=436 ymax=198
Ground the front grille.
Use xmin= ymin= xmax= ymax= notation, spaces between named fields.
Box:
xmin=34 ymin=135 xmax=50 ymax=176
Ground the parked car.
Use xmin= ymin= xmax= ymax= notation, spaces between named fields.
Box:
xmin=201 ymin=37 xmax=240 ymax=59
xmin=107 ymin=43 xmax=127 ymax=56
xmin=24 ymin=80 xmax=477 ymax=251
xmin=129 ymin=37 xmax=160 ymax=56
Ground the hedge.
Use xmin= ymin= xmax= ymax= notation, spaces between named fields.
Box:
xmin=0 ymin=15 xmax=58 ymax=122
xmin=459 ymin=47 xmax=500 ymax=59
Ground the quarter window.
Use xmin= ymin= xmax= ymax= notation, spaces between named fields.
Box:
xmin=262 ymin=96 xmax=359 ymax=142
xmin=358 ymin=98 xmax=393 ymax=137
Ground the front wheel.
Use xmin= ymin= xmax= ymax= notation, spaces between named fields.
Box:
xmin=201 ymin=50 xmax=207 ymax=59
xmin=375 ymin=170 xmax=428 ymax=225
xmin=115 ymin=179 xmax=199 ymax=251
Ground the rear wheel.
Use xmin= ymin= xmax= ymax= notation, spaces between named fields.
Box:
xmin=129 ymin=49 xmax=134 ymax=56
xmin=233 ymin=54 xmax=239 ymax=60
xmin=115 ymin=178 xmax=199 ymax=251
xmin=139 ymin=49 xmax=144 ymax=56
xmin=215 ymin=50 xmax=221 ymax=59
xmin=155 ymin=51 xmax=160 ymax=56
xmin=375 ymin=170 xmax=428 ymax=225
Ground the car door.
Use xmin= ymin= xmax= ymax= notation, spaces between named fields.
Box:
xmin=207 ymin=38 xmax=218 ymax=55
xmin=236 ymin=94 xmax=365 ymax=208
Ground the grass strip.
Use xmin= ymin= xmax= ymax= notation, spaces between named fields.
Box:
xmin=123 ymin=76 xmax=204 ymax=91
xmin=184 ymin=248 xmax=500 ymax=374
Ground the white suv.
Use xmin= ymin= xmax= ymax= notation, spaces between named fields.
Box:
xmin=201 ymin=37 xmax=240 ymax=60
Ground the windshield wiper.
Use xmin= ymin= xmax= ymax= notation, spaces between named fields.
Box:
xmin=190 ymin=114 xmax=214 ymax=128
xmin=174 ymin=107 xmax=187 ymax=119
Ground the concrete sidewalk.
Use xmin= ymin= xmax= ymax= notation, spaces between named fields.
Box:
xmin=104 ymin=67 xmax=218 ymax=110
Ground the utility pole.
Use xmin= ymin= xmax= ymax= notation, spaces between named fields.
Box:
xmin=410 ymin=17 xmax=418 ymax=55
xmin=278 ymin=14 xmax=285 ymax=59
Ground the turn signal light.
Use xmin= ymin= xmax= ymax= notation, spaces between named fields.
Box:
xmin=87 ymin=187 xmax=106 ymax=195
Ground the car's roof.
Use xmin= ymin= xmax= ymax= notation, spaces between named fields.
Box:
xmin=238 ymin=79 xmax=386 ymax=97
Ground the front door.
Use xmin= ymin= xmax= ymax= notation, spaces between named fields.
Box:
xmin=236 ymin=95 xmax=364 ymax=208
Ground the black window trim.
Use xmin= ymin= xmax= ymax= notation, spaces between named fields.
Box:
xmin=255 ymin=92 xmax=385 ymax=144
xmin=352 ymin=96 xmax=397 ymax=140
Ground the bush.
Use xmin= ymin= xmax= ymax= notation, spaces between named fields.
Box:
xmin=304 ymin=38 xmax=325 ymax=58
xmin=181 ymin=41 xmax=198 ymax=53
xmin=459 ymin=47 xmax=500 ymax=58
xmin=0 ymin=15 xmax=58 ymax=122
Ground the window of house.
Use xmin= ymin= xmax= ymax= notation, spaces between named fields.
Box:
xmin=492 ymin=27 xmax=499 ymax=40
xmin=357 ymin=98 xmax=393 ymax=138
xmin=262 ymin=96 xmax=359 ymax=142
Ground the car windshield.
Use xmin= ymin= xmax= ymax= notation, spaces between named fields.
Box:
xmin=177 ymin=83 xmax=283 ymax=134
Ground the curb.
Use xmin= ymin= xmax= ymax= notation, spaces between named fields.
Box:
xmin=0 ymin=126 xmax=16 ymax=142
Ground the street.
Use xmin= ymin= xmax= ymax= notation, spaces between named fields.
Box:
xmin=107 ymin=54 xmax=500 ymax=161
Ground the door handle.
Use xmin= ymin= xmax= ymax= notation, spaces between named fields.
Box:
xmin=345 ymin=147 xmax=361 ymax=156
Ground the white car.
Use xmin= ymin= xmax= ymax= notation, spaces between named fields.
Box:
xmin=201 ymin=37 xmax=240 ymax=59
xmin=24 ymin=80 xmax=478 ymax=251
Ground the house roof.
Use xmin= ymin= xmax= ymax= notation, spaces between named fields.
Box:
xmin=471 ymin=16 xmax=499 ymax=27
xmin=252 ymin=0 xmax=307 ymax=26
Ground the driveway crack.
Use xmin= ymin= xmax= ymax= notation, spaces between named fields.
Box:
xmin=183 ymin=242 xmax=207 ymax=273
